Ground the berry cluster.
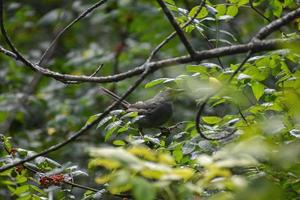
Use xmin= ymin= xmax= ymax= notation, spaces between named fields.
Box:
xmin=39 ymin=174 xmax=65 ymax=188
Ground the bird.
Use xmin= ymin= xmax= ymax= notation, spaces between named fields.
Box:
xmin=99 ymin=87 xmax=181 ymax=129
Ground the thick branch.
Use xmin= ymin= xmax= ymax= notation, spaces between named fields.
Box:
xmin=253 ymin=6 xmax=300 ymax=40
xmin=0 ymin=38 xmax=297 ymax=84
xmin=1 ymin=2 xmax=299 ymax=84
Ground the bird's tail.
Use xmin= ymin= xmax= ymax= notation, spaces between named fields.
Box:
xmin=99 ymin=86 xmax=131 ymax=108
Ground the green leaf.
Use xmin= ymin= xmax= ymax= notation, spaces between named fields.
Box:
xmin=226 ymin=5 xmax=238 ymax=17
xmin=216 ymin=4 xmax=227 ymax=17
xmin=86 ymin=113 xmax=101 ymax=126
xmin=145 ymin=78 xmax=168 ymax=88
xmin=211 ymin=98 xmax=226 ymax=107
xmin=113 ymin=140 xmax=126 ymax=146
xmin=2 ymin=135 xmax=12 ymax=153
xmin=105 ymin=121 xmax=122 ymax=131
xmin=121 ymin=111 xmax=138 ymax=119
xmin=164 ymin=0 xmax=175 ymax=5
xmin=104 ymin=121 xmax=122 ymax=141
xmin=202 ymin=116 xmax=222 ymax=124
xmin=284 ymin=0 xmax=295 ymax=7
xmin=0 ymin=111 xmax=8 ymax=123
xmin=97 ymin=116 xmax=113 ymax=129
xmin=186 ymin=65 xmax=208 ymax=73
xmin=182 ymin=142 xmax=195 ymax=154
xmin=173 ymin=146 xmax=183 ymax=162
xmin=237 ymin=0 xmax=249 ymax=5
xmin=109 ymin=170 xmax=132 ymax=193
xmin=189 ymin=6 xmax=208 ymax=19
xmin=133 ymin=177 xmax=156 ymax=200
xmin=117 ymin=123 xmax=130 ymax=133
xmin=105 ymin=127 xmax=118 ymax=142
xmin=16 ymin=175 xmax=27 ymax=184
xmin=15 ymin=185 xmax=30 ymax=196
xmin=186 ymin=63 xmax=221 ymax=73
xmin=271 ymin=0 xmax=283 ymax=17
xmin=110 ymin=109 xmax=125 ymax=116
xmin=206 ymin=5 xmax=217 ymax=14
xmin=30 ymin=185 xmax=46 ymax=195
xmin=251 ymin=81 xmax=265 ymax=100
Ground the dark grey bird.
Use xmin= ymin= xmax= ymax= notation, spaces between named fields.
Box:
xmin=99 ymin=87 xmax=180 ymax=128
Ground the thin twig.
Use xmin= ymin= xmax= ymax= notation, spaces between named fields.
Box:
xmin=228 ymin=51 xmax=253 ymax=82
xmin=249 ymin=0 xmax=271 ymax=22
xmin=199 ymin=30 xmax=225 ymax=69
xmin=90 ymin=64 xmax=104 ymax=77
xmin=249 ymin=0 xmax=288 ymax=38
xmin=39 ymin=0 xmax=108 ymax=65
xmin=156 ymin=0 xmax=196 ymax=57
xmin=238 ymin=105 xmax=248 ymax=125
xmin=63 ymin=180 xmax=99 ymax=192
xmin=147 ymin=0 xmax=206 ymax=62
xmin=0 ymin=1 xmax=104 ymax=133
xmin=0 ymin=45 xmax=154 ymax=173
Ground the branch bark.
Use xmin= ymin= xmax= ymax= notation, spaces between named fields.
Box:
xmin=0 ymin=38 xmax=297 ymax=84
xmin=156 ymin=0 xmax=196 ymax=57
xmin=0 ymin=3 xmax=299 ymax=85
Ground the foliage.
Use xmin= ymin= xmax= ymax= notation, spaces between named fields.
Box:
xmin=0 ymin=0 xmax=300 ymax=199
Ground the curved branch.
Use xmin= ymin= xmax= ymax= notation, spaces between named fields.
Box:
xmin=196 ymin=51 xmax=252 ymax=140
xmin=195 ymin=99 xmax=236 ymax=140
xmin=0 ymin=38 xmax=298 ymax=84
xmin=253 ymin=6 xmax=300 ymax=40
xmin=0 ymin=2 xmax=299 ymax=85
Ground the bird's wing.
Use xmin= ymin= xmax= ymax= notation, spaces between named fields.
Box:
xmin=99 ymin=87 xmax=131 ymax=108
xmin=127 ymin=101 xmax=146 ymax=114
xmin=128 ymin=101 xmax=160 ymax=114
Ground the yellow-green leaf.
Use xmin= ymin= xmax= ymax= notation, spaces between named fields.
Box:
xmin=251 ymin=81 xmax=265 ymax=100
xmin=226 ymin=5 xmax=238 ymax=17
xmin=202 ymin=116 xmax=222 ymax=124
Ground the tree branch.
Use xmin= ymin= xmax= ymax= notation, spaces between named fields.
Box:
xmin=147 ymin=0 xmax=206 ymax=62
xmin=0 ymin=38 xmax=297 ymax=84
xmin=39 ymin=0 xmax=108 ymax=65
xmin=253 ymin=6 xmax=300 ymax=40
xmin=0 ymin=0 xmax=107 ymax=134
xmin=156 ymin=0 xmax=196 ymax=57
xmin=0 ymin=2 xmax=299 ymax=86
xmin=0 ymin=60 xmax=153 ymax=173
